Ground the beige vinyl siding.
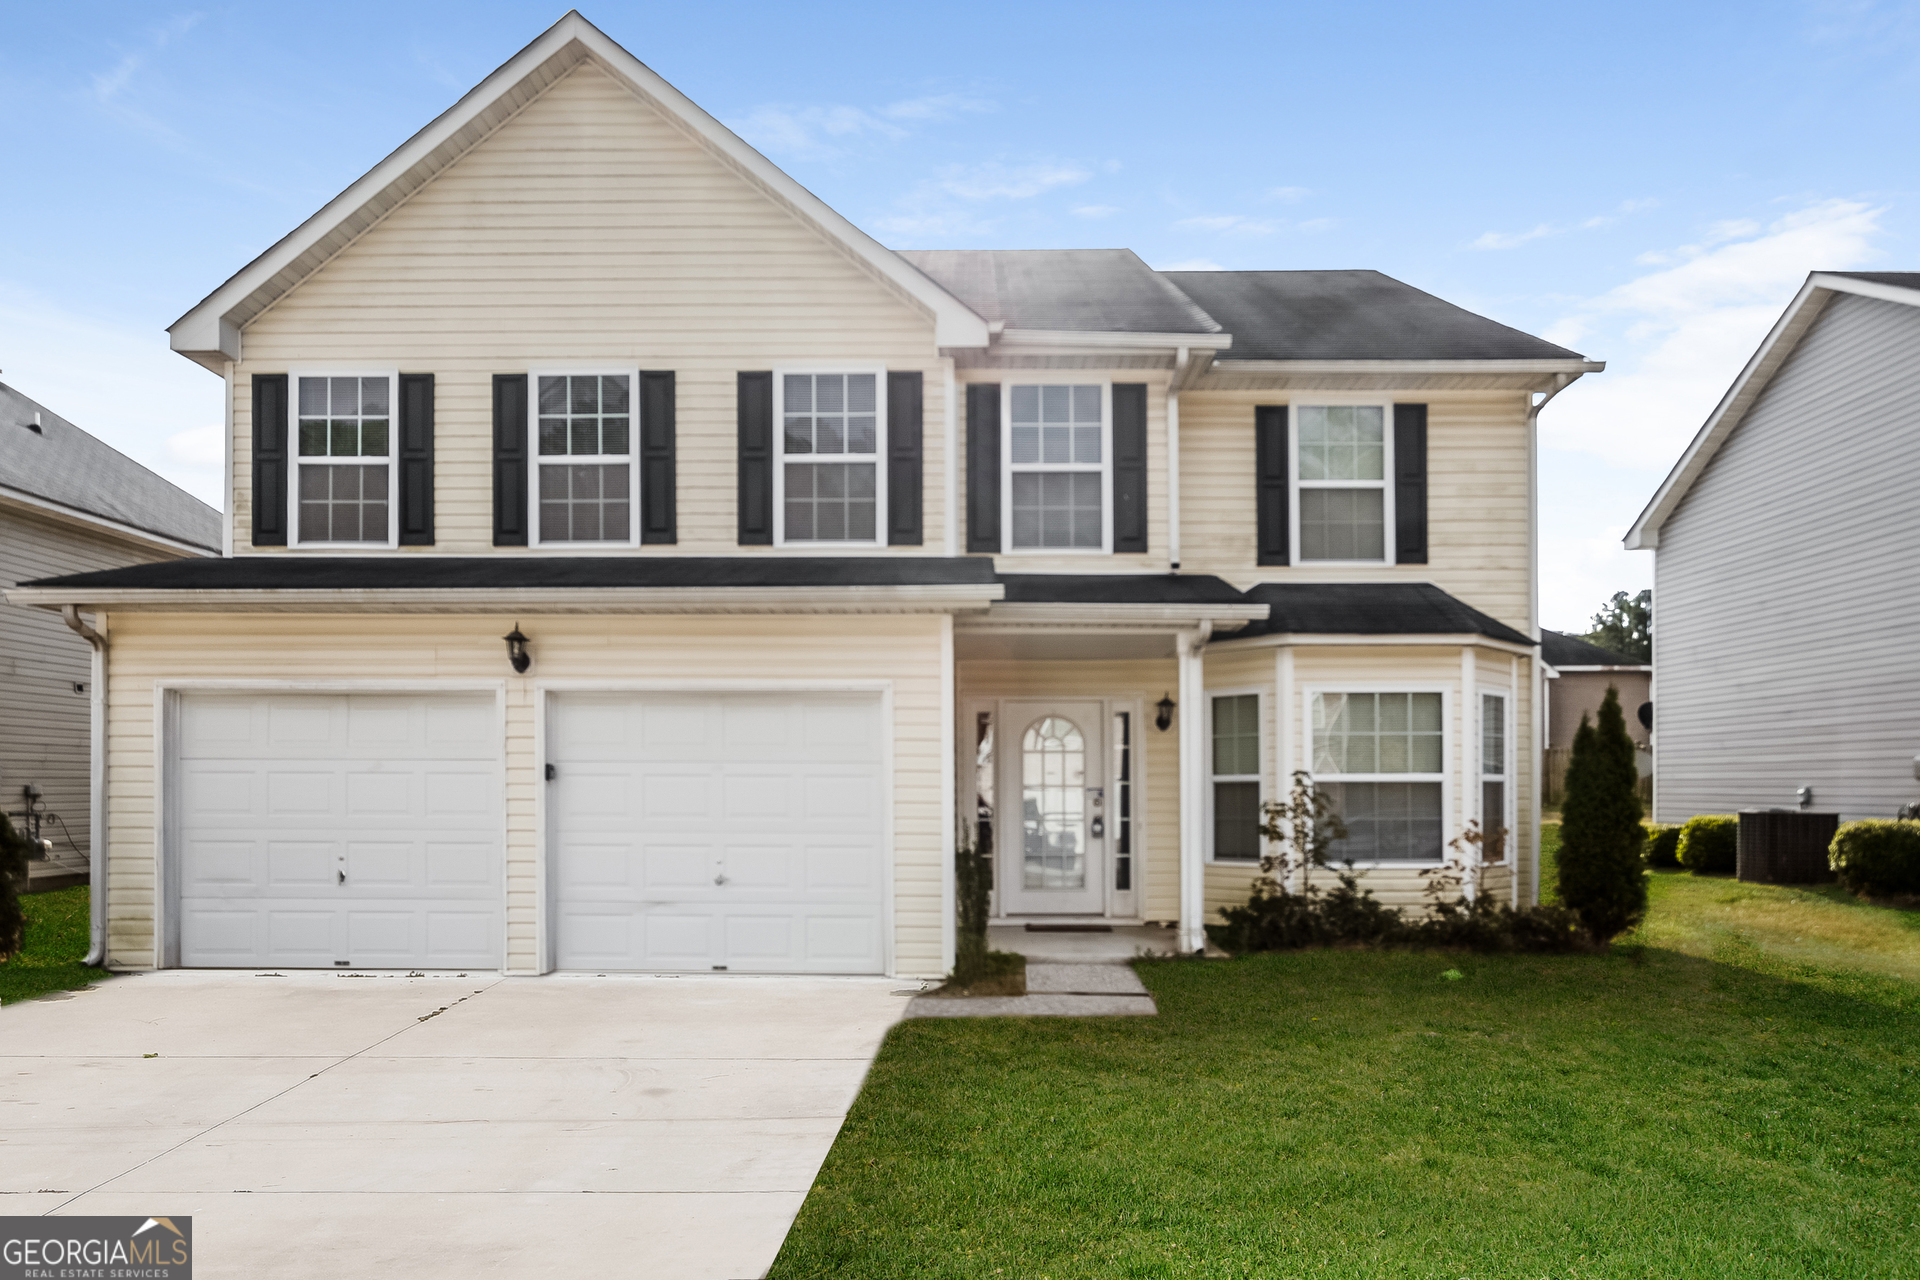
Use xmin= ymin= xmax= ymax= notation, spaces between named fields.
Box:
xmin=1176 ymin=390 xmax=1533 ymax=632
xmin=954 ymin=371 xmax=1174 ymax=575
xmin=1201 ymin=641 xmax=1530 ymax=918
xmin=1654 ymin=292 xmax=1920 ymax=823
xmin=0 ymin=506 xmax=193 ymax=868
xmin=101 ymin=613 xmax=948 ymax=976
xmin=958 ymin=659 xmax=1180 ymax=920
xmin=233 ymin=62 xmax=946 ymax=555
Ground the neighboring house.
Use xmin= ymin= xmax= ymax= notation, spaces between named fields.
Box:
xmin=1539 ymin=629 xmax=1650 ymax=804
xmin=1627 ymin=271 xmax=1920 ymax=823
xmin=0 ymin=382 xmax=220 ymax=892
xmin=5 ymin=13 xmax=1599 ymax=977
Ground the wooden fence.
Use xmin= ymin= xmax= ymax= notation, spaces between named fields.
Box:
xmin=1543 ymin=747 xmax=1654 ymax=808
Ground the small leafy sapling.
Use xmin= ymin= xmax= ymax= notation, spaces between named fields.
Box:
xmin=1254 ymin=769 xmax=1348 ymax=895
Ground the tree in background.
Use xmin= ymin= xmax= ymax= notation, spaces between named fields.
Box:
xmin=1585 ymin=589 xmax=1651 ymax=662
xmin=1556 ymin=686 xmax=1649 ymax=942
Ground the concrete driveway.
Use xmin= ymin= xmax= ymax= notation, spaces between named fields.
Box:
xmin=2 ymin=970 xmax=906 ymax=1279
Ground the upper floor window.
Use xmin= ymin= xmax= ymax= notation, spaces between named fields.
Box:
xmin=1006 ymin=383 xmax=1107 ymax=552
xmin=779 ymin=371 xmax=883 ymax=544
xmin=1312 ymin=690 xmax=1444 ymax=863
xmin=295 ymin=374 xmax=394 ymax=546
xmin=535 ymin=373 xmax=635 ymax=545
xmin=1295 ymin=403 xmax=1391 ymax=563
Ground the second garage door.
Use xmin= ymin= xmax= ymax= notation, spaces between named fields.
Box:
xmin=549 ymin=691 xmax=886 ymax=973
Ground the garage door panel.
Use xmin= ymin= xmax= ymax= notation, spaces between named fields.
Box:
xmin=265 ymin=909 xmax=336 ymax=964
xmin=346 ymin=772 xmax=411 ymax=816
xmin=267 ymin=699 xmax=336 ymax=749
xmin=182 ymin=768 xmax=257 ymax=818
xmin=184 ymin=840 xmax=256 ymax=887
xmin=345 ymin=842 xmax=414 ymax=887
xmin=268 ymin=770 xmax=334 ymax=816
xmin=347 ymin=910 xmax=414 ymax=961
xmin=268 ymin=841 xmax=336 ymax=889
xmin=180 ymin=909 xmax=259 ymax=964
xmin=426 ymin=842 xmax=497 ymax=888
xmin=551 ymin=692 xmax=885 ymax=974
xmin=425 ymin=770 xmax=490 ymax=815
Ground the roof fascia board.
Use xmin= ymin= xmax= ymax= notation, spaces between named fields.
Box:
xmin=1625 ymin=278 xmax=1842 ymax=549
xmin=1549 ymin=664 xmax=1651 ymax=672
xmin=1213 ymin=358 xmax=1602 ymax=374
xmin=971 ymin=602 xmax=1265 ymax=627
xmin=1210 ymin=630 xmax=1535 ymax=656
xmin=1809 ymin=272 xmax=1920 ymax=308
xmin=3 ymin=583 xmax=1005 ymax=614
xmin=0 ymin=484 xmax=219 ymax=557
xmin=994 ymin=329 xmax=1231 ymax=351
xmin=170 ymin=12 xmax=990 ymax=361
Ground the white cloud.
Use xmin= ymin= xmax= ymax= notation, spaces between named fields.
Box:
xmin=1175 ymin=214 xmax=1281 ymax=234
xmin=1072 ymin=204 xmax=1120 ymax=219
xmin=1297 ymin=217 xmax=1338 ymax=233
xmin=1472 ymin=198 xmax=1660 ymax=250
xmin=870 ymin=210 xmax=999 ymax=240
xmin=1538 ymin=523 xmax=1653 ymax=633
xmin=1155 ymin=257 xmax=1225 ymax=272
xmin=730 ymin=92 xmax=994 ymax=161
xmin=1265 ymin=186 xmax=1311 ymax=203
xmin=1539 ymin=198 xmax=1886 ymax=472
xmin=878 ymin=93 xmax=995 ymax=122
xmin=934 ymin=161 xmax=1090 ymax=201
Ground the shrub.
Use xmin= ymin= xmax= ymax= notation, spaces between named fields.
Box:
xmin=0 ymin=813 xmax=27 ymax=960
xmin=1644 ymin=823 xmax=1682 ymax=868
xmin=941 ymin=829 xmax=1025 ymax=996
xmin=1828 ymin=820 xmax=1920 ymax=899
xmin=1677 ymin=815 xmax=1738 ymax=875
xmin=1556 ymin=687 xmax=1649 ymax=942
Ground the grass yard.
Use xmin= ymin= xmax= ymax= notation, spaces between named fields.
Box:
xmin=774 ymin=864 xmax=1920 ymax=1278
xmin=0 ymin=886 xmax=107 ymax=1005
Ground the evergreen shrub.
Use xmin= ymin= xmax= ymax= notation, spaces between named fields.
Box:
xmin=1644 ymin=824 xmax=1683 ymax=868
xmin=0 ymin=813 xmax=28 ymax=960
xmin=1828 ymin=820 xmax=1920 ymax=899
xmin=1677 ymin=815 xmax=1738 ymax=874
xmin=1555 ymin=688 xmax=1649 ymax=942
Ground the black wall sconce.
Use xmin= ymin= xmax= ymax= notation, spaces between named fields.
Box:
xmin=1155 ymin=693 xmax=1176 ymax=732
xmin=503 ymin=624 xmax=531 ymax=674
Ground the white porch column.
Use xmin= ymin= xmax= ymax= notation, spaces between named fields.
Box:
xmin=1177 ymin=624 xmax=1210 ymax=953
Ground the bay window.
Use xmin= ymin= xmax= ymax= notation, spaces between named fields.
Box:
xmin=1312 ymin=690 xmax=1445 ymax=862
xmin=1480 ymin=692 xmax=1509 ymax=863
xmin=1210 ymin=693 xmax=1262 ymax=862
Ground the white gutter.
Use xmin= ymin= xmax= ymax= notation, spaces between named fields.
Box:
xmin=61 ymin=606 xmax=108 ymax=968
xmin=6 ymin=583 xmax=1007 ymax=615
xmin=994 ymin=329 xmax=1230 ymax=351
xmin=1168 ymin=347 xmax=1186 ymax=571
xmin=964 ymin=602 xmax=1266 ymax=629
xmin=1211 ymin=358 xmax=1603 ymax=376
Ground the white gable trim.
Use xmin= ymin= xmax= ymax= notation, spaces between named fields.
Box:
xmin=1625 ymin=272 xmax=1920 ymax=549
xmin=168 ymin=11 xmax=989 ymax=371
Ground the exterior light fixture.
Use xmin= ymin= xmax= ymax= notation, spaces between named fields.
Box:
xmin=503 ymin=624 xmax=531 ymax=674
xmin=1155 ymin=694 xmax=1176 ymax=732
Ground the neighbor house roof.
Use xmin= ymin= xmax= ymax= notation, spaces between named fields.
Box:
xmin=896 ymin=249 xmax=1225 ymax=342
xmin=1229 ymin=582 xmax=1533 ymax=647
xmin=0 ymin=382 xmax=220 ymax=555
xmin=168 ymin=10 xmax=991 ymax=369
xmin=1540 ymin=629 xmax=1646 ymax=670
xmin=1627 ymin=271 xmax=1920 ymax=549
xmin=1163 ymin=270 xmax=1590 ymax=364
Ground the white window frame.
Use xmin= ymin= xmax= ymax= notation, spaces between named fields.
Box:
xmin=527 ymin=368 xmax=642 ymax=550
xmin=1001 ymin=379 xmax=1113 ymax=556
xmin=1478 ymin=687 xmax=1513 ymax=864
xmin=288 ymin=369 xmax=399 ymax=550
xmin=1206 ymin=687 xmax=1264 ymax=865
xmin=1303 ymin=682 xmax=1450 ymax=867
xmin=1290 ymin=396 xmax=1396 ymax=567
xmin=773 ymin=364 xmax=889 ymax=549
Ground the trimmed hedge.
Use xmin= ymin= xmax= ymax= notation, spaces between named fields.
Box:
xmin=1828 ymin=820 xmax=1920 ymax=899
xmin=1677 ymin=814 xmax=1738 ymax=875
xmin=1644 ymin=823 xmax=1682 ymax=869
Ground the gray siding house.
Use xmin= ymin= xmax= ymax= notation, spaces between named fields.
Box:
xmin=1626 ymin=272 xmax=1920 ymax=823
xmin=2 ymin=383 xmax=220 ymax=888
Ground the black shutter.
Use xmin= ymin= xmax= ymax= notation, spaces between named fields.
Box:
xmin=965 ymin=383 xmax=1001 ymax=553
xmin=1393 ymin=403 xmax=1428 ymax=565
xmin=1255 ymin=405 xmax=1289 ymax=566
xmin=737 ymin=372 xmax=774 ymax=545
xmin=492 ymin=374 xmax=528 ymax=546
xmin=640 ymin=371 xmax=676 ymax=544
xmin=251 ymin=374 xmax=288 ymax=547
xmin=887 ymin=371 xmax=923 ymax=545
xmin=397 ymin=373 xmax=435 ymax=545
xmin=1112 ymin=383 xmax=1148 ymax=553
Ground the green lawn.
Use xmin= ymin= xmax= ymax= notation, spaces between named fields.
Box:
xmin=0 ymin=886 xmax=108 ymax=1004
xmin=773 ymin=863 xmax=1920 ymax=1278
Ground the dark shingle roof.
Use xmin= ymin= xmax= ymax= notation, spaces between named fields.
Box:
xmin=1540 ymin=629 xmax=1645 ymax=668
xmin=898 ymin=249 xmax=1222 ymax=335
xmin=995 ymin=573 xmax=1247 ymax=605
xmin=1233 ymin=582 xmax=1532 ymax=645
xmin=19 ymin=556 xmax=998 ymax=592
xmin=0 ymin=382 xmax=221 ymax=552
xmin=1159 ymin=270 xmax=1586 ymax=362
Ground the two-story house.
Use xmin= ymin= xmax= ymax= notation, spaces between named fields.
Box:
xmin=7 ymin=12 xmax=1598 ymax=979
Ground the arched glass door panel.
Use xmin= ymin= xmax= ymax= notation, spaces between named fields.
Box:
xmin=1021 ymin=716 xmax=1087 ymax=890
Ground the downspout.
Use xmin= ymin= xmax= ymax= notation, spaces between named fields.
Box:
xmin=1525 ymin=374 xmax=1577 ymax=907
xmin=62 ymin=605 xmax=108 ymax=966
xmin=1176 ymin=618 xmax=1213 ymax=954
xmin=1167 ymin=347 xmax=1187 ymax=572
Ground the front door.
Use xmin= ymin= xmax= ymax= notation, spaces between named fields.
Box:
xmin=998 ymin=700 xmax=1106 ymax=915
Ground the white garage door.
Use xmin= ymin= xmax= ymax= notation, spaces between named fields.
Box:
xmin=550 ymin=691 xmax=886 ymax=974
xmin=175 ymin=692 xmax=502 ymax=969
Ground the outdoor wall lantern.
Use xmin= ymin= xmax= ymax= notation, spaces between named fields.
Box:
xmin=1155 ymin=694 xmax=1176 ymax=732
xmin=503 ymin=624 xmax=532 ymax=674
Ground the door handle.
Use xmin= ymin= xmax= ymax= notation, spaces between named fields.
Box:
xmin=338 ymin=869 xmax=346 ymax=885
xmin=713 ymin=872 xmax=729 ymax=886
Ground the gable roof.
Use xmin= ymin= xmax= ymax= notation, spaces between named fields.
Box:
xmin=1165 ymin=270 xmax=1589 ymax=363
xmin=1626 ymin=271 xmax=1920 ymax=549
xmin=169 ymin=11 xmax=991 ymax=370
xmin=897 ymin=249 xmax=1225 ymax=342
xmin=1540 ymin=628 xmax=1646 ymax=669
xmin=0 ymin=382 xmax=221 ymax=555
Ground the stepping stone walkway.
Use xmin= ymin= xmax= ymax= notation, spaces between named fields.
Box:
xmin=905 ymin=962 xmax=1157 ymax=1018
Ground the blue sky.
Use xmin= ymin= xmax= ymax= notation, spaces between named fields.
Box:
xmin=3 ymin=1 xmax=1915 ymax=628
